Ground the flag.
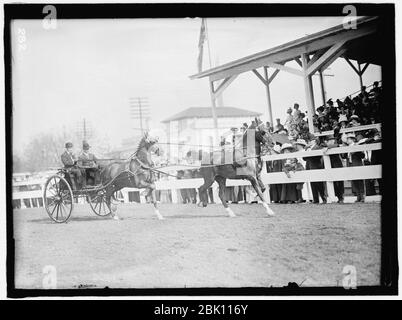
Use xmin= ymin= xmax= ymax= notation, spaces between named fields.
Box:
xmin=197 ymin=18 xmax=206 ymax=73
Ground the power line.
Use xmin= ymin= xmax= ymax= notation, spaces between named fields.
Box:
xmin=129 ymin=97 xmax=150 ymax=134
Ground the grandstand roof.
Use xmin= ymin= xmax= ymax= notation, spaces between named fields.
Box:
xmin=190 ymin=16 xmax=380 ymax=82
xmin=162 ymin=106 xmax=262 ymax=123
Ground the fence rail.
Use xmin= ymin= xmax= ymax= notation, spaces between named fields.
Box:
xmin=12 ymin=143 xmax=381 ymax=206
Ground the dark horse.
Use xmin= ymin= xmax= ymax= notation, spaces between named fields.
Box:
xmin=99 ymin=132 xmax=163 ymax=220
xmin=197 ymin=128 xmax=275 ymax=217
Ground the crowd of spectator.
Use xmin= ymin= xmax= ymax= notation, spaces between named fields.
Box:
xmin=266 ymin=81 xmax=382 ymax=141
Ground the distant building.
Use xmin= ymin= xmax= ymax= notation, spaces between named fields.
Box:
xmin=162 ymin=106 xmax=262 ymax=158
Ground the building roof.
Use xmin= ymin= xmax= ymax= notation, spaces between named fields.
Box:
xmin=162 ymin=107 xmax=262 ymax=123
xmin=190 ymin=16 xmax=380 ymax=81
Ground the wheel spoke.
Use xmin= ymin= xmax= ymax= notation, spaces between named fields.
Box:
xmin=56 ymin=204 xmax=60 ymax=220
xmin=47 ymin=197 xmax=57 ymax=208
xmin=53 ymin=177 xmax=59 ymax=194
xmin=51 ymin=201 xmax=58 ymax=216
xmin=61 ymin=202 xmax=69 ymax=215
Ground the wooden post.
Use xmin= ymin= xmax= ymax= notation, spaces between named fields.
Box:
xmin=209 ymin=80 xmax=219 ymax=145
xmin=322 ymin=154 xmax=336 ymax=202
xmin=170 ymin=188 xmax=178 ymax=204
xmin=319 ymin=69 xmax=327 ymax=106
xmin=357 ymin=62 xmax=364 ymax=88
xmin=263 ymin=66 xmax=274 ymax=125
xmin=301 ymin=53 xmax=315 ymax=134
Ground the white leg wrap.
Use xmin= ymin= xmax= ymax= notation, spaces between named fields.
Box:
xmin=155 ymin=209 xmax=164 ymax=220
xmin=225 ymin=207 xmax=236 ymax=218
xmin=262 ymin=202 xmax=275 ymax=217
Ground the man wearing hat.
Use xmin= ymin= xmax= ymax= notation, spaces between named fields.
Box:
xmin=293 ymin=139 xmax=307 ymax=203
xmin=273 ymin=118 xmax=284 ymax=133
xmin=78 ymin=141 xmax=99 ymax=187
xmin=60 ymin=142 xmax=82 ymax=188
xmin=280 ymin=143 xmax=299 ymax=203
xmin=345 ymin=133 xmax=366 ymax=202
xmin=267 ymin=144 xmax=283 ymax=203
xmin=303 ymin=137 xmax=327 ymax=204
xmin=349 ymin=115 xmax=361 ymax=127
xmin=323 ymin=135 xmax=345 ymax=203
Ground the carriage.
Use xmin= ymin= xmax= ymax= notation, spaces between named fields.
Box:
xmin=43 ymin=165 xmax=115 ymax=223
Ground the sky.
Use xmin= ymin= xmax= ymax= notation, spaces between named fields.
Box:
xmin=11 ymin=17 xmax=381 ymax=154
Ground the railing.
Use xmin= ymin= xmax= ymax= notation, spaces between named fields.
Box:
xmin=12 ymin=143 xmax=381 ymax=207
xmin=314 ymin=123 xmax=381 ymax=137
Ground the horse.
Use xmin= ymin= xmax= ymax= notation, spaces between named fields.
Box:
xmin=197 ymin=127 xmax=275 ymax=218
xmin=99 ymin=131 xmax=163 ymax=220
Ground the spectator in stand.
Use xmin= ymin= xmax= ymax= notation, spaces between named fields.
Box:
xmin=284 ymin=107 xmax=294 ymax=131
xmin=273 ymin=118 xmax=284 ymax=133
xmin=366 ymin=129 xmax=382 ymax=194
xmin=345 ymin=133 xmax=365 ymax=203
xmin=293 ymin=103 xmax=301 ymax=124
xmin=369 ymin=81 xmax=381 ymax=99
xmin=303 ymin=136 xmax=327 ymax=204
xmin=267 ymin=144 xmax=283 ymax=203
xmin=280 ymin=143 xmax=298 ymax=203
xmin=323 ymin=134 xmax=345 ymax=203
xmin=349 ymin=115 xmax=361 ymax=127
xmin=288 ymin=123 xmax=299 ymax=141
xmin=265 ymin=121 xmax=274 ymax=133
xmin=293 ymin=139 xmax=308 ymax=203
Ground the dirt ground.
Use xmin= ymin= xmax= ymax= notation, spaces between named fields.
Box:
xmin=13 ymin=202 xmax=381 ymax=289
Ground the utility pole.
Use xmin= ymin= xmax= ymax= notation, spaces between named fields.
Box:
xmin=76 ymin=118 xmax=92 ymax=142
xmin=129 ymin=97 xmax=150 ymax=134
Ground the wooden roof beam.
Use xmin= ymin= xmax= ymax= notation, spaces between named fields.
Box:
xmin=199 ymin=23 xmax=376 ymax=82
xmin=211 ymin=75 xmax=238 ymax=99
xmin=306 ymin=40 xmax=347 ymax=76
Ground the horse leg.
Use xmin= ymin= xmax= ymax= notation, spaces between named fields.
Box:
xmin=106 ymin=193 xmax=120 ymax=220
xmin=256 ymin=159 xmax=266 ymax=193
xmin=198 ymin=175 xmax=214 ymax=207
xmin=215 ymin=176 xmax=235 ymax=218
xmin=140 ymin=181 xmax=164 ymax=220
xmin=149 ymin=187 xmax=164 ymax=220
xmin=246 ymin=176 xmax=275 ymax=217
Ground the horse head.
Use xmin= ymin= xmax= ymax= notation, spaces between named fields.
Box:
xmin=142 ymin=130 xmax=161 ymax=156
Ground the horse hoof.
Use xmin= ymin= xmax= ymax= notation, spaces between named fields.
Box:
xmin=225 ymin=207 xmax=236 ymax=218
xmin=262 ymin=202 xmax=275 ymax=217
xmin=155 ymin=210 xmax=164 ymax=220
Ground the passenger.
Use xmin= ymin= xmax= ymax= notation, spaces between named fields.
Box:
xmin=60 ymin=142 xmax=82 ymax=188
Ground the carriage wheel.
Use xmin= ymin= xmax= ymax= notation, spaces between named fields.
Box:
xmin=43 ymin=175 xmax=73 ymax=223
xmin=87 ymin=189 xmax=112 ymax=217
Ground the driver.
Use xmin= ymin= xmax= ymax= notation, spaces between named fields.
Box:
xmin=78 ymin=141 xmax=98 ymax=187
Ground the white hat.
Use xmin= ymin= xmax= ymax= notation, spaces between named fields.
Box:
xmin=357 ymin=138 xmax=368 ymax=144
xmin=281 ymin=143 xmax=294 ymax=151
xmin=272 ymin=144 xmax=281 ymax=153
xmin=350 ymin=114 xmax=360 ymax=120
xmin=345 ymin=132 xmax=357 ymax=140
xmin=338 ymin=114 xmax=348 ymax=123
xmin=294 ymin=139 xmax=307 ymax=147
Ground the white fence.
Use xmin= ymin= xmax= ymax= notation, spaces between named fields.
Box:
xmin=12 ymin=143 xmax=381 ymax=208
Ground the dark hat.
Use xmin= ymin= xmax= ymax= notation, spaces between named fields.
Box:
xmin=65 ymin=142 xmax=73 ymax=148
xmin=82 ymin=141 xmax=90 ymax=150
xmin=327 ymin=99 xmax=333 ymax=105
xmin=316 ymin=106 xmax=325 ymax=113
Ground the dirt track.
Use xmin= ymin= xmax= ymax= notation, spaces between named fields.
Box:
xmin=13 ymin=202 xmax=381 ymax=289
